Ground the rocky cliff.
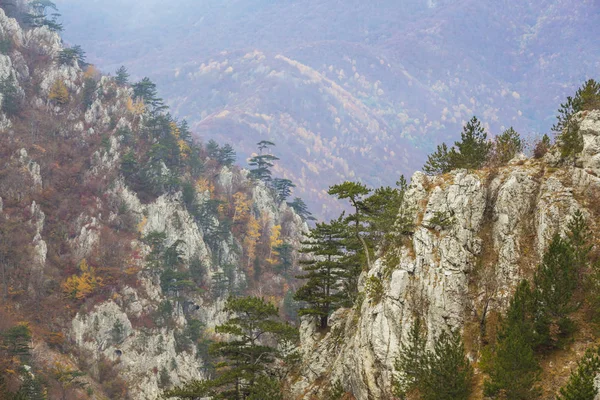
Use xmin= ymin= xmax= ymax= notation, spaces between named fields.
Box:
xmin=292 ymin=111 xmax=600 ymax=399
xmin=0 ymin=3 xmax=307 ymax=399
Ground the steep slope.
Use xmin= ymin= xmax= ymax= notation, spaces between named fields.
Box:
xmin=292 ymin=111 xmax=600 ymax=399
xmin=54 ymin=0 xmax=600 ymax=218
xmin=0 ymin=4 xmax=306 ymax=399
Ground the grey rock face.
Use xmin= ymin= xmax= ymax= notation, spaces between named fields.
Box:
xmin=293 ymin=111 xmax=600 ymax=399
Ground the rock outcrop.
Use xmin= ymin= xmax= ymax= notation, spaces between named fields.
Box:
xmin=0 ymin=5 xmax=308 ymax=399
xmin=293 ymin=111 xmax=600 ymax=399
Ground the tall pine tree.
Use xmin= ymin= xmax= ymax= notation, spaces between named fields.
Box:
xmin=295 ymin=219 xmax=346 ymax=329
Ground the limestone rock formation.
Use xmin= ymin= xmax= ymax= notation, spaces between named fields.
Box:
xmin=292 ymin=111 xmax=600 ymax=399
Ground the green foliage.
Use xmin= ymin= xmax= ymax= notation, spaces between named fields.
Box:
xmin=0 ymin=75 xmax=21 ymax=117
xmin=566 ymin=210 xmax=592 ymax=273
xmin=362 ymin=181 xmax=412 ymax=246
xmin=553 ymin=79 xmax=600 ymax=134
xmin=111 ymin=320 xmax=125 ymax=344
xmin=452 ymin=116 xmax=492 ymax=169
xmin=272 ymin=178 xmax=295 ymax=204
xmin=482 ymin=280 xmax=541 ymax=399
xmin=248 ymin=153 xmax=279 ymax=182
xmin=287 ymin=197 xmax=315 ymax=221
xmin=274 ymin=242 xmax=293 ymax=274
xmin=394 ymin=320 xmax=473 ymax=400
xmin=206 ymin=140 xmax=236 ymax=166
xmin=493 ymin=127 xmax=523 ymax=164
xmin=365 ymin=275 xmax=384 ymax=304
xmin=533 ymin=233 xmax=578 ymax=347
xmin=133 ymin=77 xmax=166 ymax=113
xmin=0 ymin=36 xmax=13 ymax=55
xmin=324 ymin=380 xmax=345 ymax=400
xmin=160 ymin=269 xmax=194 ymax=295
xmin=164 ymin=296 xmax=296 ymax=400
xmin=427 ymin=210 xmax=454 ymax=230
xmin=533 ymin=134 xmax=552 ymax=159
xmin=0 ymin=75 xmax=20 ymax=116
xmin=423 ymin=116 xmax=491 ymax=174
xmin=115 ymin=66 xmax=130 ymax=86
xmin=24 ymin=0 xmax=62 ymax=32
xmin=328 ymin=181 xmax=372 ymax=268
xmin=159 ymin=366 xmax=171 ymax=389
xmin=58 ymin=45 xmax=86 ymax=66
xmin=557 ymin=346 xmax=600 ymax=400
xmin=2 ymin=323 xmax=32 ymax=359
xmin=247 ymin=375 xmax=283 ymax=400
xmin=14 ymin=373 xmax=47 ymax=400
xmin=82 ymin=77 xmax=97 ymax=110
xmin=423 ymin=142 xmax=451 ymax=175
xmin=554 ymin=79 xmax=600 ymax=160
xmin=295 ymin=218 xmax=347 ymax=329
xmin=394 ymin=319 xmax=426 ymax=395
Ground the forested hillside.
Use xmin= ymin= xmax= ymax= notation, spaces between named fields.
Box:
xmin=54 ymin=0 xmax=600 ymax=217
xmin=0 ymin=2 xmax=308 ymax=398
xmin=3 ymin=1 xmax=600 ymax=400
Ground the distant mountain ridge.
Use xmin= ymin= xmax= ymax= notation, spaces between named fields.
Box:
xmin=55 ymin=0 xmax=600 ymax=217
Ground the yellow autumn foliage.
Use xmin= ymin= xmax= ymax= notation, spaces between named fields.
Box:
xmin=62 ymin=259 xmax=103 ymax=300
xmin=244 ymin=215 xmax=261 ymax=266
xmin=233 ymin=192 xmax=252 ymax=223
xmin=48 ymin=79 xmax=69 ymax=105
xmin=266 ymin=224 xmax=283 ymax=265
xmin=169 ymin=122 xmax=190 ymax=159
xmin=126 ymin=96 xmax=145 ymax=116
xmin=196 ymin=178 xmax=214 ymax=196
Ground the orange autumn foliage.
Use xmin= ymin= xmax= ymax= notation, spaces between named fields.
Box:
xmin=62 ymin=259 xmax=103 ymax=300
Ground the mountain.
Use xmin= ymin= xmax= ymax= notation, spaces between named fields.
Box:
xmin=293 ymin=110 xmax=600 ymax=399
xmin=54 ymin=0 xmax=600 ymax=217
xmin=0 ymin=3 xmax=306 ymax=398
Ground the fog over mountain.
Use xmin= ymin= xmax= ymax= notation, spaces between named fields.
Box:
xmin=55 ymin=0 xmax=600 ymax=217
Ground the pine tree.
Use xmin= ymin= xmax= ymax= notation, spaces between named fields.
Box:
xmin=248 ymin=154 xmax=279 ymax=182
xmin=0 ymin=75 xmax=19 ymax=116
xmin=493 ymin=127 xmax=523 ymax=165
xmin=557 ymin=346 xmax=600 ymax=400
xmin=132 ymin=77 xmax=166 ymax=113
xmin=420 ymin=330 xmax=473 ymax=400
xmin=272 ymin=178 xmax=295 ymax=204
xmin=287 ymin=197 xmax=315 ymax=221
xmin=566 ymin=210 xmax=592 ymax=276
xmin=483 ymin=280 xmax=541 ymax=399
xmin=554 ymin=80 xmax=600 ymax=160
xmin=164 ymin=296 xmax=296 ymax=400
xmin=533 ymin=134 xmax=552 ymax=159
xmin=115 ymin=66 xmax=130 ymax=86
xmin=394 ymin=321 xmax=473 ymax=400
xmin=328 ymin=181 xmax=372 ymax=269
xmin=452 ymin=116 xmax=492 ymax=169
xmin=217 ymin=144 xmax=236 ymax=166
xmin=294 ymin=219 xmax=346 ymax=329
xmin=57 ymin=45 xmax=86 ymax=66
xmin=423 ymin=142 xmax=452 ymax=175
xmin=82 ymin=76 xmax=97 ymax=110
xmin=24 ymin=0 xmax=62 ymax=32
xmin=533 ymin=233 xmax=578 ymax=346
xmin=554 ymin=79 xmax=600 ymax=134
xmin=394 ymin=319 xmax=427 ymax=396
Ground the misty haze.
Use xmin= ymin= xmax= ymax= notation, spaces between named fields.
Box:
xmin=0 ymin=1 xmax=599 ymax=399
